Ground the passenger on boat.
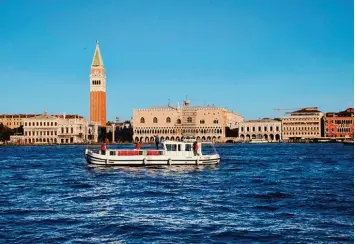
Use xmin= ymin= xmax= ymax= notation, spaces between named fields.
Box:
xmin=193 ymin=141 xmax=199 ymax=156
xmin=101 ymin=143 xmax=106 ymax=155
xmin=135 ymin=141 xmax=141 ymax=150
xmin=155 ymin=135 xmax=160 ymax=150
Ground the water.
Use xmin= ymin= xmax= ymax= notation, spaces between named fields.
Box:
xmin=0 ymin=143 xmax=353 ymax=243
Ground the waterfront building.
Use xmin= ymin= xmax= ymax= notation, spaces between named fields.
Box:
xmin=324 ymin=108 xmax=354 ymax=138
xmin=23 ymin=111 xmax=88 ymax=144
xmin=9 ymin=135 xmax=24 ymax=144
xmin=56 ymin=114 xmax=89 ymax=144
xmin=238 ymin=118 xmax=282 ymax=141
xmin=0 ymin=114 xmax=40 ymax=129
xmin=226 ymin=110 xmax=244 ymax=130
xmin=23 ymin=112 xmax=59 ymax=144
xmin=88 ymin=122 xmax=100 ymax=143
xmin=282 ymin=107 xmax=324 ymax=141
xmin=132 ymin=99 xmax=243 ymax=143
xmin=90 ymin=40 xmax=106 ymax=127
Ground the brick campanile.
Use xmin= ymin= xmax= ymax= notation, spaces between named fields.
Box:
xmin=90 ymin=40 xmax=106 ymax=127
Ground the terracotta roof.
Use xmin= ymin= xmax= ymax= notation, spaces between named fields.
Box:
xmin=148 ymin=105 xmax=220 ymax=110
xmin=326 ymin=108 xmax=354 ymax=117
xmin=292 ymin=107 xmax=321 ymax=113
xmin=0 ymin=114 xmax=41 ymax=119
xmin=244 ymin=118 xmax=281 ymax=123
xmin=0 ymin=113 xmax=85 ymax=119
xmin=54 ymin=114 xmax=85 ymax=119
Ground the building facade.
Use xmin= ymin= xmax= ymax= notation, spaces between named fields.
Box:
xmin=324 ymin=108 xmax=354 ymax=138
xmin=132 ymin=99 xmax=243 ymax=143
xmin=0 ymin=114 xmax=40 ymax=129
xmin=88 ymin=122 xmax=100 ymax=143
xmin=56 ymin=114 xmax=89 ymax=144
xmin=226 ymin=110 xmax=244 ymax=130
xmin=238 ymin=118 xmax=282 ymax=141
xmin=282 ymin=107 xmax=324 ymax=141
xmin=90 ymin=40 xmax=106 ymax=127
xmin=23 ymin=112 xmax=89 ymax=144
xmin=9 ymin=135 xmax=25 ymax=144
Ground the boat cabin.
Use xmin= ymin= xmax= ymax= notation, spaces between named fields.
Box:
xmin=162 ymin=140 xmax=199 ymax=156
xmin=161 ymin=140 xmax=216 ymax=156
xmin=94 ymin=139 xmax=216 ymax=157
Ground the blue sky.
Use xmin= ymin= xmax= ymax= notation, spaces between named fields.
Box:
xmin=0 ymin=0 xmax=353 ymax=121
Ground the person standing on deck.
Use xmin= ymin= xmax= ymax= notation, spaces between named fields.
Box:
xmin=101 ymin=143 xmax=107 ymax=155
xmin=155 ymin=135 xmax=160 ymax=150
xmin=135 ymin=140 xmax=141 ymax=150
xmin=193 ymin=141 xmax=199 ymax=156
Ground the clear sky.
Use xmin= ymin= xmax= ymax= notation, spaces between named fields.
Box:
xmin=0 ymin=0 xmax=353 ymax=121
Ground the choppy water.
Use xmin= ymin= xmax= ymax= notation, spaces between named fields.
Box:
xmin=0 ymin=143 xmax=353 ymax=243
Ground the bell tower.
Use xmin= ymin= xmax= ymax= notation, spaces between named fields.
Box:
xmin=90 ymin=40 xmax=106 ymax=126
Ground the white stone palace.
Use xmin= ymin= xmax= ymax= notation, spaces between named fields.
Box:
xmin=22 ymin=111 xmax=89 ymax=144
xmin=132 ymin=99 xmax=243 ymax=143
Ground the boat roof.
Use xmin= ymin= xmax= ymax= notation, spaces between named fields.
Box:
xmin=162 ymin=140 xmax=213 ymax=144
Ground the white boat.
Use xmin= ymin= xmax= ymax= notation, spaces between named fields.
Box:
xmin=249 ymin=138 xmax=269 ymax=144
xmin=84 ymin=140 xmax=220 ymax=166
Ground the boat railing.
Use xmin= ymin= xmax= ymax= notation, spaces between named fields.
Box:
xmin=105 ymin=149 xmax=166 ymax=156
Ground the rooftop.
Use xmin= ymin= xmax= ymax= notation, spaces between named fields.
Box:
xmin=0 ymin=113 xmax=85 ymax=119
xmin=326 ymin=108 xmax=354 ymax=117
xmin=243 ymin=118 xmax=281 ymax=123
xmin=0 ymin=114 xmax=41 ymax=118
xmin=292 ymin=107 xmax=321 ymax=113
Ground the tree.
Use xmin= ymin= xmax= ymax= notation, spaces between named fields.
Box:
xmin=0 ymin=123 xmax=14 ymax=141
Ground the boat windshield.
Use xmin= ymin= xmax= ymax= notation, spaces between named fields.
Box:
xmin=165 ymin=144 xmax=184 ymax=151
xmin=201 ymin=143 xmax=218 ymax=155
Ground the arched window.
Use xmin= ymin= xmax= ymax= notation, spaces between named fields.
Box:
xmin=187 ymin=117 xmax=192 ymax=123
xmin=140 ymin=117 xmax=145 ymax=123
xmin=200 ymin=119 xmax=205 ymax=124
xmin=153 ymin=117 xmax=158 ymax=123
xmin=176 ymin=119 xmax=181 ymax=124
xmin=213 ymin=119 xmax=218 ymax=124
xmin=166 ymin=117 xmax=171 ymax=123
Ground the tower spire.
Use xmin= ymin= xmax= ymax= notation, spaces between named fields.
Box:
xmin=91 ymin=40 xmax=104 ymax=67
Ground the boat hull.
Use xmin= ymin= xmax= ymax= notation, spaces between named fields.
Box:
xmin=84 ymin=149 xmax=220 ymax=166
xmin=343 ymin=141 xmax=354 ymax=146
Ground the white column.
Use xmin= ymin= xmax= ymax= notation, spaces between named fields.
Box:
xmin=112 ymin=124 xmax=116 ymax=143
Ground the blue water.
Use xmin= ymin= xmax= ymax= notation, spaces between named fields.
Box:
xmin=0 ymin=143 xmax=353 ymax=243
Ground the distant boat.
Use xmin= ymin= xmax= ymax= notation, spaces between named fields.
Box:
xmin=249 ymin=138 xmax=268 ymax=144
xmin=343 ymin=140 xmax=354 ymax=146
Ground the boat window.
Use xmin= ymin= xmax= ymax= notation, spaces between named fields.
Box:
xmin=166 ymin=144 xmax=172 ymax=151
xmin=171 ymin=144 xmax=177 ymax=151
xmin=178 ymin=145 xmax=181 ymax=151
xmin=185 ymin=144 xmax=192 ymax=151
